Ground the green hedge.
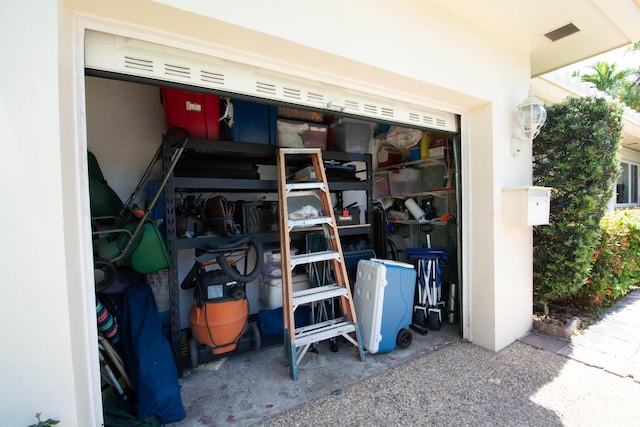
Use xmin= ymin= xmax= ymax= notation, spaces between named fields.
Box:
xmin=533 ymin=96 xmax=624 ymax=304
xmin=583 ymin=208 xmax=640 ymax=305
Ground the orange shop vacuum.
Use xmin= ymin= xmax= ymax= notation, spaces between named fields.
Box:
xmin=181 ymin=236 xmax=263 ymax=369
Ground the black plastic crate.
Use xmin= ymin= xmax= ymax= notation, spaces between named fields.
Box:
xmin=235 ymin=201 xmax=279 ymax=234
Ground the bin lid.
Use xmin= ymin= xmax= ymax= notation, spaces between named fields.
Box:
xmin=370 ymin=258 xmax=414 ymax=269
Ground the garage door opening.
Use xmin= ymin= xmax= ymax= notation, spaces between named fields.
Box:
xmin=84 ymin=30 xmax=463 ymax=424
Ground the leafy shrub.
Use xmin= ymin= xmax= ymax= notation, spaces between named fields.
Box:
xmin=533 ymin=96 xmax=624 ymax=304
xmin=582 ymin=208 xmax=640 ymax=305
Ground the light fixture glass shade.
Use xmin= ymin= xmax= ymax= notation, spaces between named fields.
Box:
xmin=516 ymin=88 xmax=547 ymax=141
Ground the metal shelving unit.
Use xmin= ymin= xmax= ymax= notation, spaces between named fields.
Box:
xmin=162 ymin=135 xmax=374 ymax=368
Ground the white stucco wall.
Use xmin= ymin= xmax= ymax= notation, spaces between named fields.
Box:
xmin=1 ymin=0 xmax=537 ymax=424
xmin=0 ymin=1 xmax=100 ymax=426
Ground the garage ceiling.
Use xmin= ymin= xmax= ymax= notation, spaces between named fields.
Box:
xmin=433 ymin=0 xmax=640 ymax=76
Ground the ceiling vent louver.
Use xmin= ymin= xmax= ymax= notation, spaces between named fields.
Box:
xmin=123 ymin=55 xmax=154 ymax=73
xmin=364 ymin=104 xmax=378 ymax=115
xmin=307 ymin=92 xmax=324 ymax=106
xmin=256 ymin=81 xmax=277 ymax=96
xmin=164 ymin=63 xmax=192 ymax=79
xmin=544 ymin=23 xmax=580 ymax=42
xmin=344 ymin=100 xmax=360 ymax=112
xmin=201 ymin=70 xmax=224 ymax=86
xmin=283 ymin=86 xmax=302 ymax=101
xmin=381 ymin=107 xmax=394 ymax=118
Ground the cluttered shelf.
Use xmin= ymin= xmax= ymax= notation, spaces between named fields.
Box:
xmin=382 ymin=188 xmax=456 ymax=200
xmin=170 ymin=224 xmax=372 ymax=250
xmin=387 ymin=219 xmax=447 ymax=226
xmin=168 ymin=134 xmax=372 ymax=164
xmin=375 ymin=157 xmax=446 ymax=172
xmin=173 ymin=177 xmax=370 ymax=193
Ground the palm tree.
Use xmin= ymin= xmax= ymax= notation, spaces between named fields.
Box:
xmin=629 ymin=42 xmax=640 ymax=86
xmin=620 ymin=81 xmax=640 ymax=110
xmin=579 ymin=61 xmax=634 ymax=94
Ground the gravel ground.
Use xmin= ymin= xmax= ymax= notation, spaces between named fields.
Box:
xmin=253 ymin=340 xmax=640 ymax=426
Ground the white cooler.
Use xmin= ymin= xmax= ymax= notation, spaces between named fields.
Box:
xmin=354 ymin=259 xmax=416 ymax=353
xmin=259 ymin=274 xmax=309 ymax=310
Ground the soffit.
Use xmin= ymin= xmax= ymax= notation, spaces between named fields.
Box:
xmin=433 ymin=0 xmax=640 ymax=76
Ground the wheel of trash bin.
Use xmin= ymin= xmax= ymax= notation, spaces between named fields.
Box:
xmin=396 ymin=328 xmax=412 ymax=348
xmin=189 ymin=339 xmax=199 ymax=370
xmin=413 ymin=309 xmax=426 ymax=327
xmin=428 ymin=311 xmax=442 ymax=331
xmin=94 ymin=257 xmax=116 ymax=293
xmin=250 ymin=322 xmax=261 ymax=352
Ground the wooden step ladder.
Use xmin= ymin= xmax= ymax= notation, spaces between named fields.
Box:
xmin=277 ymin=148 xmax=365 ymax=380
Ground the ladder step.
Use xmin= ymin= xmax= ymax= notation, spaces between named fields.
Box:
xmin=290 ymin=250 xmax=340 ymax=268
xmin=294 ymin=320 xmax=356 ymax=348
xmin=293 ymin=284 xmax=348 ymax=306
xmin=288 ymin=216 xmax=334 ymax=229
xmin=280 ymin=147 xmax=322 ymax=155
xmin=286 ymin=182 xmax=326 ymax=192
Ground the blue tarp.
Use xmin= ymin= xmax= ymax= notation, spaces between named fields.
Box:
xmin=118 ymin=284 xmax=185 ymax=424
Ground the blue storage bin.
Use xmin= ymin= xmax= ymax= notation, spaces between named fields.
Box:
xmin=231 ymin=99 xmax=277 ymax=145
xmin=258 ymin=306 xmax=310 ymax=338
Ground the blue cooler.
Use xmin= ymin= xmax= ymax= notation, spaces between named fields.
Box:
xmin=353 ymin=259 xmax=416 ymax=353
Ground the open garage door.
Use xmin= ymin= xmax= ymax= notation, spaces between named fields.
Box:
xmin=85 ymin=30 xmax=458 ymax=133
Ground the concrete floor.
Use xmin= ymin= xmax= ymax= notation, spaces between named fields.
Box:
xmin=172 ymin=322 xmax=460 ymax=426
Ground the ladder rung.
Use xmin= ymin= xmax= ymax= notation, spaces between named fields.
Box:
xmin=286 ymin=182 xmax=326 ymax=192
xmin=280 ymin=148 xmax=322 ymax=155
xmin=294 ymin=320 xmax=356 ymax=348
xmin=293 ymin=284 xmax=348 ymax=306
xmin=290 ymin=250 xmax=340 ymax=268
xmin=288 ymin=216 xmax=333 ymax=229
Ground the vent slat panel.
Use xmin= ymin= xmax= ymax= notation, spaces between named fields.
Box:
xmin=123 ymin=56 xmax=154 ymax=72
xmin=164 ymin=66 xmax=192 ymax=79
xmin=283 ymin=87 xmax=302 ymax=100
xmin=87 ymin=31 xmax=458 ymax=133
xmin=201 ymin=70 xmax=225 ymax=85
xmin=307 ymin=92 xmax=324 ymax=105
xmin=381 ymin=108 xmax=394 ymax=118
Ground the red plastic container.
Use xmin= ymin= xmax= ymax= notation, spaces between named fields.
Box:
xmin=160 ymin=88 xmax=220 ymax=140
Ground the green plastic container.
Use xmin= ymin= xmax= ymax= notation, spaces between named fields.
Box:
xmin=95 ymin=219 xmax=171 ymax=274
